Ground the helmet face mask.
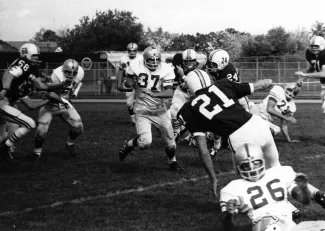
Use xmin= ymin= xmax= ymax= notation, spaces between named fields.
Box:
xmin=309 ymin=36 xmax=325 ymax=55
xmin=237 ymin=158 xmax=265 ymax=182
xmin=235 ymin=143 xmax=266 ymax=182
xmin=19 ymin=43 xmax=41 ymax=66
xmin=182 ymin=49 xmax=197 ymax=72
xmin=284 ymin=83 xmax=299 ymax=101
xmin=62 ymin=59 xmax=79 ymax=81
xmin=127 ymin=43 xmax=138 ymax=59
xmin=143 ymin=46 xmax=162 ymax=71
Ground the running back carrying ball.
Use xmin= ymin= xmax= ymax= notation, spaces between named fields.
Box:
xmin=123 ymin=76 xmax=136 ymax=88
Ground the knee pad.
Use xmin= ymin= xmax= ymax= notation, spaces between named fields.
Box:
xmin=70 ymin=121 xmax=84 ymax=136
xmin=137 ymin=135 xmax=152 ymax=150
xmin=35 ymin=122 xmax=50 ymax=139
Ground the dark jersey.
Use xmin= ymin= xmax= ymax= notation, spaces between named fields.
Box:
xmin=305 ymin=49 xmax=325 ymax=84
xmin=1 ymin=57 xmax=38 ymax=102
xmin=207 ymin=63 xmax=239 ymax=83
xmin=177 ymin=78 xmax=252 ymax=137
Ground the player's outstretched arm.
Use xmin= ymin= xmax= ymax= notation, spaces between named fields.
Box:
xmin=30 ymin=75 xmax=65 ymax=91
xmin=252 ymin=79 xmax=273 ymax=91
xmin=20 ymin=96 xmax=50 ymax=110
xmin=295 ymin=64 xmax=325 ymax=79
xmin=195 ymin=135 xmax=219 ymax=199
xmin=280 ymin=119 xmax=299 ymax=143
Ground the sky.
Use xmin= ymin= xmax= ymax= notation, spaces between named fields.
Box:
xmin=0 ymin=0 xmax=324 ymax=41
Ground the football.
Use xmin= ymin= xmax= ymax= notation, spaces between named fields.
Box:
xmin=123 ymin=77 xmax=136 ymax=88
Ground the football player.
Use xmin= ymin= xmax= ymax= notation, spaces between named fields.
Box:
xmin=220 ymin=143 xmax=325 ymax=231
xmin=251 ymin=79 xmax=303 ymax=142
xmin=118 ymin=46 xmax=183 ymax=172
xmin=205 ymin=49 xmax=247 ymax=155
xmin=169 ymin=49 xmax=205 ymax=143
xmin=116 ymin=43 xmax=143 ymax=125
xmin=0 ymin=43 xmax=68 ymax=163
xmin=177 ymin=70 xmax=277 ymax=197
xmin=33 ymin=59 xmax=84 ymax=159
xmin=295 ymin=36 xmax=325 ymax=118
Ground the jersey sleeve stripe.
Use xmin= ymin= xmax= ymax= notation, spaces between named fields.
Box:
xmin=194 ymin=70 xmax=207 ymax=88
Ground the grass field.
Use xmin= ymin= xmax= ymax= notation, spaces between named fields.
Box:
xmin=0 ymin=103 xmax=325 ymax=231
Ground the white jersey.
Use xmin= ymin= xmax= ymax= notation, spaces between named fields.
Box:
xmin=220 ymin=165 xmax=297 ymax=224
xmin=51 ymin=65 xmax=84 ymax=99
xmin=261 ymin=85 xmax=296 ymax=116
xmin=127 ymin=61 xmax=175 ymax=113
xmin=118 ymin=53 xmax=143 ymax=71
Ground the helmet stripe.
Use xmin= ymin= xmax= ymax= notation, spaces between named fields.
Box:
xmin=194 ymin=70 xmax=207 ymax=88
xmin=244 ymin=143 xmax=250 ymax=157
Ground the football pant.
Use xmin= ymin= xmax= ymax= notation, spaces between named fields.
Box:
xmin=135 ymin=112 xmax=176 ymax=151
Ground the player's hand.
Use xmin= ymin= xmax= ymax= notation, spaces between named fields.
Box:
xmin=289 ymin=140 xmax=300 ymax=143
xmin=295 ymin=71 xmax=307 ymax=77
xmin=175 ymin=65 xmax=184 ymax=78
xmin=210 ymin=180 xmax=220 ymax=200
xmin=296 ymin=77 xmax=305 ymax=87
xmin=225 ymin=199 xmax=239 ymax=214
xmin=0 ymin=89 xmax=7 ymax=100
xmin=286 ymin=116 xmax=297 ymax=124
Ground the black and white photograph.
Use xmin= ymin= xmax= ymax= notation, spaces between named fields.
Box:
xmin=1 ymin=0 xmax=325 ymax=230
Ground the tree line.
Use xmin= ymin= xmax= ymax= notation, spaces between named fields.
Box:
xmin=31 ymin=9 xmax=325 ymax=61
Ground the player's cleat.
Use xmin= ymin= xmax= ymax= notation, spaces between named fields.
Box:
xmin=0 ymin=144 xmax=16 ymax=164
xmin=169 ymin=161 xmax=184 ymax=172
xmin=119 ymin=141 xmax=134 ymax=161
xmin=65 ymin=143 xmax=77 ymax=156
xmin=188 ymin=137 xmax=197 ymax=146
xmin=314 ymin=191 xmax=325 ymax=209
xmin=210 ymin=148 xmax=219 ymax=160
xmin=33 ymin=152 xmax=42 ymax=163
xmin=292 ymin=210 xmax=301 ymax=220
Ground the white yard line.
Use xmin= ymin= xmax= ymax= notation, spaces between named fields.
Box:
xmin=304 ymin=154 xmax=325 ymax=159
xmin=0 ymin=171 xmax=235 ymax=217
xmin=1 ymin=153 xmax=323 ymax=217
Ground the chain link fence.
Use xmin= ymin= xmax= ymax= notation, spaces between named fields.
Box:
xmin=1 ymin=61 xmax=322 ymax=99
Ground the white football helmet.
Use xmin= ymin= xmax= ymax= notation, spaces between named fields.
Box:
xmin=284 ymin=82 xmax=299 ymax=100
xmin=206 ymin=49 xmax=229 ymax=73
xmin=182 ymin=49 xmax=197 ymax=72
xmin=309 ymin=36 xmax=325 ymax=55
xmin=62 ymin=59 xmax=79 ymax=81
xmin=185 ymin=70 xmax=211 ymax=95
xmin=143 ymin=46 xmax=161 ymax=71
xmin=127 ymin=43 xmax=138 ymax=59
xmin=19 ymin=43 xmax=41 ymax=65
xmin=235 ymin=143 xmax=266 ymax=182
